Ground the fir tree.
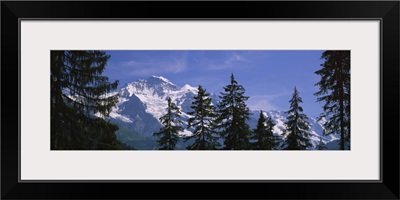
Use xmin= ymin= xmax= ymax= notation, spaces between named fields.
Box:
xmin=185 ymin=86 xmax=220 ymax=150
xmin=153 ymin=97 xmax=183 ymax=150
xmin=281 ymin=87 xmax=311 ymax=150
xmin=316 ymin=136 xmax=327 ymax=150
xmin=314 ymin=51 xmax=350 ymax=150
xmin=216 ymin=73 xmax=252 ymax=150
xmin=251 ymin=111 xmax=277 ymax=150
xmin=51 ymin=50 xmax=121 ymax=150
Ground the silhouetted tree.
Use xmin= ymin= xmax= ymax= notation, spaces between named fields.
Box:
xmin=316 ymin=136 xmax=327 ymax=150
xmin=153 ymin=97 xmax=183 ymax=150
xmin=281 ymin=87 xmax=311 ymax=150
xmin=185 ymin=86 xmax=220 ymax=150
xmin=51 ymin=50 xmax=121 ymax=150
xmin=216 ymin=73 xmax=252 ymax=150
xmin=251 ymin=111 xmax=277 ymax=150
xmin=314 ymin=51 xmax=350 ymax=150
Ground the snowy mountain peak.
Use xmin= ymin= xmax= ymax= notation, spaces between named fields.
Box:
xmin=181 ymin=84 xmax=198 ymax=93
xmin=149 ymin=75 xmax=175 ymax=85
xmin=109 ymin=76 xmax=338 ymax=149
xmin=116 ymin=76 xmax=199 ymax=122
xmin=120 ymin=76 xmax=179 ymax=98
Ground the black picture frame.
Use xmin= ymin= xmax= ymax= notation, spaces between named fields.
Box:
xmin=1 ymin=1 xmax=399 ymax=199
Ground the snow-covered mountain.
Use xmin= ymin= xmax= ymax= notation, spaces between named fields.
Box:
xmin=107 ymin=75 xmax=339 ymax=150
xmin=248 ymin=110 xmax=339 ymax=148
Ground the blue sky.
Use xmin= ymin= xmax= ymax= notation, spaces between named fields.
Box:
xmin=103 ymin=50 xmax=325 ymax=118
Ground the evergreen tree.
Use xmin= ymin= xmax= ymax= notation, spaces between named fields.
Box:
xmin=251 ymin=111 xmax=277 ymax=150
xmin=216 ymin=73 xmax=252 ymax=150
xmin=185 ymin=86 xmax=220 ymax=150
xmin=314 ymin=51 xmax=350 ymax=150
xmin=153 ymin=97 xmax=183 ymax=150
xmin=51 ymin=50 xmax=121 ymax=150
xmin=281 ymin=87 xmax=311 ymax=150
xmin=316 ymin=136 xmax=327 ymax=150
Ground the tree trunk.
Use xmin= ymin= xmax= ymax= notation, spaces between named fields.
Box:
xmin=339 ymin=55 xmax=345 ymax=150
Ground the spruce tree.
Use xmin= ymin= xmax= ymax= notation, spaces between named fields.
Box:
xmin=185 ymin=86 xmax=220 ymax=150
xmin=251 ymin=111 xmax=277 ymax=150
xmin=314 ymin=51 xmax=350 ymax=150
xmin=153 ymin=97 xmax=183 ymax=150
xmin=51 ymin=50 xmax=121 ymax=150
xmin=316 ymin=136 xmax=327 ymax=150
xmin=281 ymin=87 xmax=311 ymax=150
xmin=216 ymin=73 xmax=252 ymax=150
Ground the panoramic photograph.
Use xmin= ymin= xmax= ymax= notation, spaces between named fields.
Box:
xmin=51 ymin=50 xmax=350 ymax=150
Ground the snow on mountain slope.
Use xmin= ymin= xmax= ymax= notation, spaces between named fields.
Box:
xmin=109 ymin=76 xmax=200 ymax=137
xmin=251 ymin=110 xmax=338 ymax=148
xmin=108 ymin=75 xmax=339 ymax=149
xmin=118 ymin=76 xmax=197 ymax=120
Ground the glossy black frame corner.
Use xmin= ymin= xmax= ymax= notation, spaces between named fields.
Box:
xmin=2 ymin=1 xmax=399 ymax=199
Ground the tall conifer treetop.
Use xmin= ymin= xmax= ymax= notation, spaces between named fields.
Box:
xmin=185 ymin=85 xmax=220 ymax=150
xmin=282 ymin=87 xmax=311 ymax=150
xmin=217 ymin=73 xmax=252 ymax=150
xmin=314 ymin=50 xmax=350 ymax=150
xmin=251 ymin=110 xmax=277 ymax=150
xmin=153 ymin=97 xmax=183 ymax=150
xmin=51 ymin=50 xmax=121 ymax=150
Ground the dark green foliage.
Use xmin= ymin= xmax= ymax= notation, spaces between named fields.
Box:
xmin=314 ymin=51 xmax=350 ymax=150
xmin=51 ymin=50 xmax=121 ymax=150
xmin=316 ymin=136 xmax=327 ymax=150
xmin=251 ymin=111 xmax=277 ymax=150
xmin=119 ymin=142 xmax=136 ymax=150
xmin=185 ymin=86 xmax=220 ymax=150
xmin=153 ymin=97 xmax=183 ymax=150
xmin=216 ymin=73 xmax=252 ymax=150
xmin=114 ymin=125 xmax=157 ymax=150
xmin=115 ymin=125 xmax=146 ymax=142
xmin=282 ymin=87 xmax=311 ymax=150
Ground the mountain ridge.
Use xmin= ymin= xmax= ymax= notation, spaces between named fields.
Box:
xmin=107 ymin=76 xmax=339 ymax=149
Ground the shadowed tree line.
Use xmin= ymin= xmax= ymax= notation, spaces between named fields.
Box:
xmin=51 ymin=50 xmax=349 ymax=150
xmin=153 ymin=51 xmax=350 ymax=150
xmin=51 ymin=51 xmax=133 ymax=150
